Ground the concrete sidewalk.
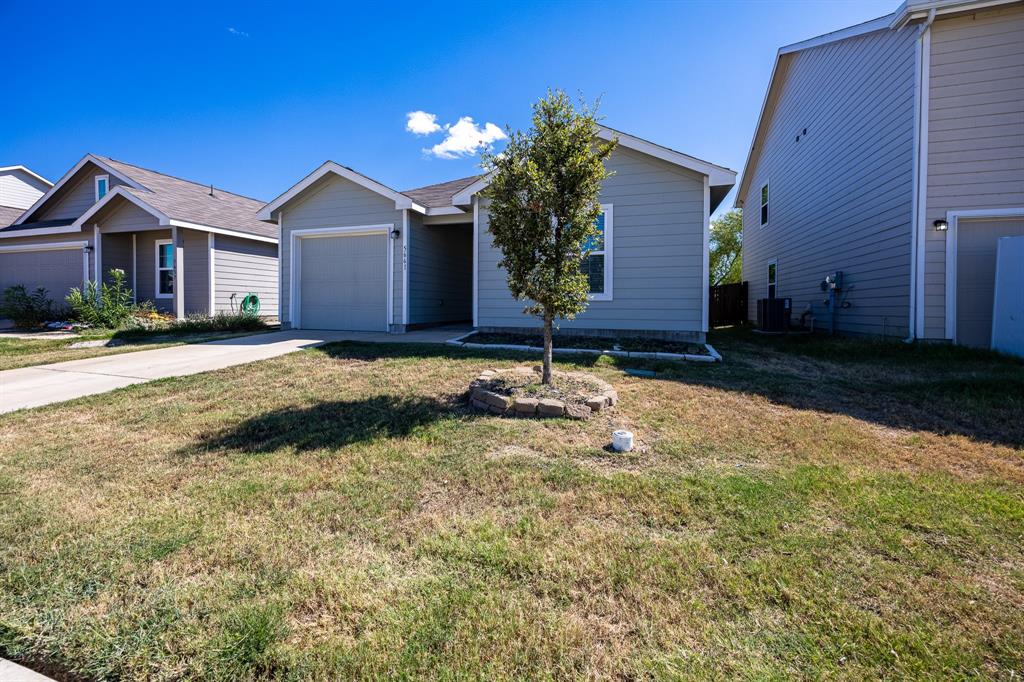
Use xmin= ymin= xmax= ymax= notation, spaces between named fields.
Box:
xmin=0 ymin=327 xmax=467 ymax=414
xmin=0 ymin=658 xmax=54 ymax=681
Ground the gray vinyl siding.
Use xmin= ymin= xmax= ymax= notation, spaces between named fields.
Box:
xmin=96 ymin=200 xmax=160 ymax=234
xmin=213 ymin=235 xmax=278 ymax=317
xmin=183 ymin=229 xmax=210 ymax=315
xmin=922 ymin=3 xmax=1024 ymax=339
xmin=36 ymin=163 xmax=126 ymax=222
xmin=100 ymin=233 xmax=133 ymax=288
xmin=476 ymin=146 xmax=707 ymax=339
xmin=278 ymin=174 xmax=403 ymax=327
xmin=409 ymin=213 xmax=472 ymax=325
xmin=740 ymin=25 xmax=918 ymax=337
xmin=0 ymin=170 xmax=48 ymax=210
xmin=133 ymin=229 xmax=173 ymax=312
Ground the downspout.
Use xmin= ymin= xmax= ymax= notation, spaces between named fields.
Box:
xmin=906 ymin=8 xmax=935 ymax=342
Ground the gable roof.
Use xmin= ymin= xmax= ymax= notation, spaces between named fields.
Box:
xmin=6 ymin=153 xmax=274 ymax=242
xmin=450 ymin=125 xmax=737 ymax=209
xmin=258 ymin=161 xmax=426 ymax=221
xmin=0 ymin=205 xmax=24 ymax=228
xmin=261 ymin=125 xmax=736 ymax=221
xmin=0 ymin=165 xmax=53 ymax=189
xmin=402 ymin=176 xmax=481 ymax=208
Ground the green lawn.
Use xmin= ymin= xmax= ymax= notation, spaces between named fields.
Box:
xmin=0 ymin=329 xmax=272 ymax=371
xmin=0 ymin=329 xmax=1021 ymax=679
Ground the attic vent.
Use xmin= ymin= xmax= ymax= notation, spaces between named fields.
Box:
xmin=209 ymin=184 xmax=215 ymax=197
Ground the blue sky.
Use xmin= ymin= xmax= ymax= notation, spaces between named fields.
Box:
xmin=2 ymin=0 xmax=894 ymax=214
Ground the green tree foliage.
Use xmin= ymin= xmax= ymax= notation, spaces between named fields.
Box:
xmin=1 ymin=285 xmax=57 ymax=329
xmin=710 ymin=209 xmax=743 ymax=285
xmin=66 ymin=268 xmax=135 ymax=328
xmin=481 ymin=90 xmax=616 ymax=383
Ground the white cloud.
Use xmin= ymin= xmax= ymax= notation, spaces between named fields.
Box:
xmin=428 ymin=117 xmax=507 ymax=159
xmin=405 ymin=111 xmax=441 ymax=136
xmin=227 ymin=27 xmax=249 ymax=37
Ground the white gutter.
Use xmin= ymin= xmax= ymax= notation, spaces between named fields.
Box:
xmin=906 ymin=7 xmax=935 ymax=342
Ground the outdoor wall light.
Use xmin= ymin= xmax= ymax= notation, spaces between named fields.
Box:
xmin=83 ymin=245 xmax=94 ymax=253
xmin=933 ymin=219 xmax=949 ymax=232
xmin=390 ymin=228 xmax=401 ymax=240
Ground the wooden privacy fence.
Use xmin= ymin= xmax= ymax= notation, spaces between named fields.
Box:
xmin=709 ymin=281 xmax=748 ymax=327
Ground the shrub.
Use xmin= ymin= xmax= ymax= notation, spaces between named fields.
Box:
xmin=1 ymin=285 xmax=58 ymax=329
xmin=66 ymin=268 xmax=135 ymax=328
xmin=168 ymin=311 xmax=268 ymax=334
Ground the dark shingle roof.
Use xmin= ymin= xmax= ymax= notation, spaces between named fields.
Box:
xmin=402 ymin=175 xmax=481 ymax=208
xmin=96 ymin=157 xmax=277 ymax=240
xmin=0 ymin=205 xmax=24 ymax=228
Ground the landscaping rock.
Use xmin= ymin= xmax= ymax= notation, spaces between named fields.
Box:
xmin=513 ymin=397 xmax=539 ymax=415
xmin=565 ymin=403 xmax=592 ymax=420
xmin=604 ymin=390 xmax=618 ymax=406
xmin=470 ymin=398 xmax=490 ymax=412
xmin=586 ymin=396 xmax=608 ymax=412
xmin=537 ymin=399 xmax=565 ymax=417
xmin=482 ymin=391 xmax=511 ymax=410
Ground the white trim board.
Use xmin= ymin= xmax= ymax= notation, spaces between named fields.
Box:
xmin=0 ymin=165 xmax=53 ymax=188
xmin=588 ymin=204 xmax=614 ymax=302
xmin=0 ymin=224 xmax=78 ymax=239
xmin=453 ymin=127 xmax=736 ymax=206
xmin=208 ymin=232 xmax=216 ymax=315
xmin=943 ymin=207 xmax=1024 ymax=342
xmin=287 ymin=224 xmax=395 ymax=332
xmin=258 ymin=162 xmax=425 ymax=222
xmin=702 ymin=179 xmax=710 ymax=332
xmin=154 ymin=238 xmax=174 ymax=299
xmin=70 ymin=187 xmax=278 ymax=244
xmin=402 ymin=210 xmax=410 ymax=326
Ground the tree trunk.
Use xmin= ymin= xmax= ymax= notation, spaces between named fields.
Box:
xmin=542 ymin=312 xmax=553 ymax=384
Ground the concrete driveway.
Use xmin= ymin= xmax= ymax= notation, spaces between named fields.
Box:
xmin=0 ymin=327 xmax=467 ymax=414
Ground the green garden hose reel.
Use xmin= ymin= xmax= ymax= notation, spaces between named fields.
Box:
xmin=239 ymin=293 xmax=261 ymax=315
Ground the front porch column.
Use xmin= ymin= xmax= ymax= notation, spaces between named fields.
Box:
xmin=172 ymin=225 xmax=185 ymax=320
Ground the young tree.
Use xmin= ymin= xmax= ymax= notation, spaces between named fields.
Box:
xmin=481 ymin=91 xmax=616 ymax=384
xmin=709 ymin=208 xmax=743 ymax=285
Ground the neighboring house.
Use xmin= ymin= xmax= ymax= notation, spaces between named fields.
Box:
xmin=736 ymin=0 xmax=1024 ymax=347
xmin=0 ymin=165 xmax=52 ymax=226
xmin=0 ymin=154 xmax=278 ymax=319
xmin=258 ymin=127 xmax=736 ymax=342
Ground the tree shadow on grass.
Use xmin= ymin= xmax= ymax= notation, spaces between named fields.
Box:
xmin=312 ymin=334 xmax=1024 ymax=449
xmin=190 ymin=394 xmax=464 ymax=455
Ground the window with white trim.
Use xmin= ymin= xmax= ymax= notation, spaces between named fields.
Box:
xmin=155 ymin=239 xmax=174 ymax=298
xmin=582 ymin=205 xmax=613 ymax=300
xmin=767 ymin=258 xmax=778 ymax=299
xmin=760 ymin=182 xmax=769 ymax=227
xmin=95 ymin=175 xmax=109 ymax=202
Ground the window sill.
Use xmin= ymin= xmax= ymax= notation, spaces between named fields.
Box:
xmin=155 ymin=293 xmax=174 ymax=299
xmin=588 ymin=293 xmax=613 ymax=302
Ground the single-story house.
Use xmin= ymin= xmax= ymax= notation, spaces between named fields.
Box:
xmin=736 ymin=0 xmax=1023 ymax=348
xmin=257 ymin=127 xmax=736 ymax=342
xmin=0 ymin=154 xmax=279 ymax=320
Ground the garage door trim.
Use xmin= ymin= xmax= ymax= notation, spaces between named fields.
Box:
xmin=0 ymin=240 xmax=90 ymax=288
xmin=289 ymin=224 xmax=393 ymax=331
xmin=944 ymin=207 xmax=1024 ymax=344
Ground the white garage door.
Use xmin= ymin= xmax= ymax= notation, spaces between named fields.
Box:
xmin=0 ymin=247 xmax=84 ymax=308
xmin=297 ymin=232 xmax=388 ymax=331
xmin=955 ymin=218 xmax=1024 ymax=348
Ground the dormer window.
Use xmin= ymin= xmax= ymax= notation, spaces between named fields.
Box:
xmin=95 ymin=175 xmax=109 ymax=201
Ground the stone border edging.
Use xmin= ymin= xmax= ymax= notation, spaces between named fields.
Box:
xmin=468 ymin=366 xmax=617 ymax=420
xmin=446 ymin=332 xmax=721 ymax=363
